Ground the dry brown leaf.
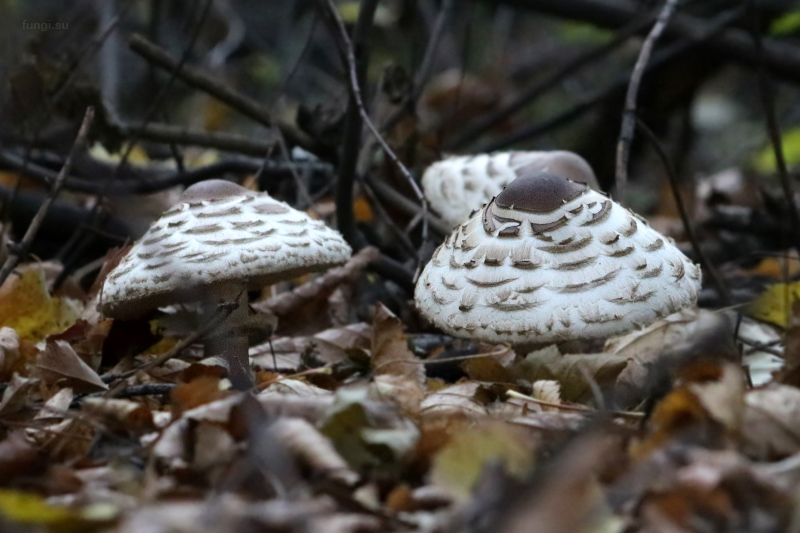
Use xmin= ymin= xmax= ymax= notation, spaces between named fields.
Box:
xmin=192 ymin=422 xmax=237 ymax=472
xmin=35 ymin=340 xmax=108 ymax=392
xmin=610 ymin=309 xmax=738 ymax=407
xmin=688 ymin=363 xmax=745 ymax=433
xmin=0 ymin=373 xmax=38 ymax=415
xmin=371 ymin=374 xmax=425 ymax=415
xmin=0 ymin=431 xmax=43 ymax=479
xmin=170 ymin=375 xmax=228 ymax=415
xmin=632 ymin=363 xmax=743 ymax=459
xmin=461 ymin=353 xmax=513 ymax=383
xmin=420 ymin=382 xmax=488 ymax=418
xmin=510 ymin=345 xmax=628 ymax=402
xmin=742 ymin=384 xmax=800 ymax=459
xmin=82 ymin=397 xmax=155 ymax=434
xmin=371 ymin=303 xmax=425 ymax=387
xmin=494 ymin=433 xmax=618 ymax=533
xmin=270 ymin=417 xmax=359 ymax=486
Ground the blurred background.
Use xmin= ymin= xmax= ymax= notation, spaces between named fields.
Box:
xmin=0 ymin=0 xmax=799 ymax=302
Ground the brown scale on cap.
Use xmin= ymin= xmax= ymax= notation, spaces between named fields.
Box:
xmin=495 ymin=172 xmax=587 ymax=214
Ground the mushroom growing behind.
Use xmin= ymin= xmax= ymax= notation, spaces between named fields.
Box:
xmin=101 ymin=180 xmax=352 ymax=389
xmin=422 ymin=150 xmax=600 ymax=228
xmin=414 ymin=170 xmax=701 ymax=346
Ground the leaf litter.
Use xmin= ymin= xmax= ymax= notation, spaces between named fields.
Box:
xmin=0 ymin=244 xmax=799 ymax=533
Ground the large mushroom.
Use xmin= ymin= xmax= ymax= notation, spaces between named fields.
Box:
xmin=414 ymin=170 xmax=701 ymax=350
xmin=422 ymin=150 xmax=600 ymax=228
xmin=101 ymin=180 xmax=352 ymax=389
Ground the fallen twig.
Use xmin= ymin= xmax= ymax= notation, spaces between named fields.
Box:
xmin=128 ymin=34 xmax=318 ymax=154
xmin=317 ymin=0 xmax=430 ymax=264
xmin=0 ymin=107 xmax=95 ymax=288
xmin=635 ymin=118 xmax=731 ymax=305
xmin=101 ymin=299 xmax=237 ymax=385
xmin=254 ymin=247 xmax=381 ymax=317
xmin=615 ymin=0 xmax=679 ymax=203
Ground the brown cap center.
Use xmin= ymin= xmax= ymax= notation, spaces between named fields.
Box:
xmin=182 ymin=180 xmax=256 ymax=203
xmin=495 ymin=172 xmax=586 ymax=213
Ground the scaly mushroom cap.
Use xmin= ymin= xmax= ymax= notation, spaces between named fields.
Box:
xmin=421 ymin=150 xmax=599 ymax=227
xmin=101 ymin=180 xmax=352 ymax=318
xmin=414 ymin=171 xmax=701 ymax=344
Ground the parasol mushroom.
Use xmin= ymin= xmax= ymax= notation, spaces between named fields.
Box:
xmin=422 ymin=150 xmax=600 ymax=228
xmin=414 ymin=169 xmax=701 ymax=351
xmin=101 ymin=180 xmax=352 ymax=389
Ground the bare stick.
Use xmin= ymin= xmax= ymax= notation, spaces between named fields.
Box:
xmin=748 ymin=2 xmax=800 ymax=259
xmin=366 ymin=175 xmax=449 ymax=235
xmin=447 ymin=11 xmax=654 ymax=149
xmin=478 ymin=8 xmax=743 ymax=153
xmin=382 ymin=0 xmax=455 ymax=134
xmin=101 ymin=300 xmax=236 ymax=384
xmin=318 ymin=0 xmax=430 ymax=257
xmin=253 ymin=247 xmax=381 ymax=317
xmin=114 ymin=121 xmax=278 ymax=156
xmin=332 ymin=0 xmax=379 ymax=251
xmin=614 ymin=0 xmax=679 ymax=204
xmin=635 ymin=119 xmax=731 ymax=304
xmin=0 ymin=108 xmax=95 ymax=287
xmin=128 ymin=33 xmax=318 ymax=154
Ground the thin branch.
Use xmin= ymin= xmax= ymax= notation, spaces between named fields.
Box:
xmin=101 ymin=299 xmax=237 ymax=385
xmin=0 ymin=108 xmax=95 ymax=287
xmin=381 ymin=0 xmax=455 ymax=134
xmin=635 ymin=118 xmax=731 ymax=304
xmin=478 ymin=7 xmax=743 ymax=153
xmin=494 ymin=0 xmax=800 ymax=86
xmin=317 ymin=0 xmax=430 ymax=263
xmin=748 ymin=2 xmax=800 ymax=259
xmin=113 ymin=121 xmax=279 ymax=156
xmin=332 ymin=0 xmax=379 ymax=251
xmin=447 ymin=11 xmax=655 ymax=150
xmin=365 ymin=175 xmax=449 ymax=235
xmin=615 ymin=0 xmax=679 ymax=204
xmin=0 ymin=150 xmax=329 ymax=195
xmin=128 ymin=33 xmax=319 ymax=154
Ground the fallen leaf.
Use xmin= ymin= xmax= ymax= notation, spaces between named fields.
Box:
xmin=420 ymin=382 xmax=489 ymax=418
xmin=0 ymin=267 xmax=83 ymax=342
xmin=271 ymin=417 xmax=359 ymax=486
xmin=35 ymin=340 xmax=108 ymax=392
xmin=748 ymin=281 xmax=800 ymax=328
xmin=431 ymin=421 xmax=534 ymax=500
xmin=510 ymin=345 xmax=628 ymax=402
xmin=742 ymin=384 xmax=800 ymax=459
xmin=320 ymin=387 xmax=419 ymax=477
xmin=611 ymin=309 xmax=738 ymax=407
xmin=371 ymin=303 xmax=425 ymax=387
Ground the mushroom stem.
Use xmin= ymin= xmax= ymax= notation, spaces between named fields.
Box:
xmin=203 ymin=284 xmax=254 ymax=390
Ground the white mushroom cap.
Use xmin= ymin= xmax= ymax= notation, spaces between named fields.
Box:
xmin=421 ymin=151 xmax=600 ymax=227
xmin=414 ymin=171 xmax=701 ymax=344
xmin=101 ymin=180 xmax=352 ymax=318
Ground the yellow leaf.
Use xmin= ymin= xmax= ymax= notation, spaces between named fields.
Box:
xmin=754 ymin=126 xmax=800 ymax=172
xmin=0 ymin=488 xmax=74 ymax=525
xmin=431 ymin=422 xmax=533 ymax=500
xmin=0 ymin=268 xmax=82 ymax=341
xmin=747 ymin=281 xmax=800 ymax=327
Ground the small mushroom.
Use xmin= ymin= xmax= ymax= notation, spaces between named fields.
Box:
xmin=422 ymin=150 xmax=600 ymax=227
xmin=414 ymin=170 xmax=701 ymax=347
xmin=101 ymin=180 xmax=352 ymax=389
